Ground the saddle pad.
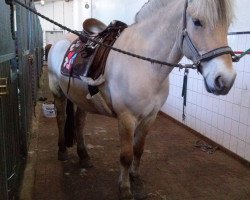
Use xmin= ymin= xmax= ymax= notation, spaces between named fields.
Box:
xmin=61 ymin=20 xmax=128 ymax=81
xmin=61 ymin=39 xmax=93 ymax=79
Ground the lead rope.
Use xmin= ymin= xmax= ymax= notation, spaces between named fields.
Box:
xmin=182 ymin=69 xmax=189 ymax=121
xmin=237 ymin=48 xmax=250 ymax=60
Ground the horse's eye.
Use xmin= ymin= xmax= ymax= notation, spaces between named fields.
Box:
xmin=193 ymin=19 xmax=202 ymax=27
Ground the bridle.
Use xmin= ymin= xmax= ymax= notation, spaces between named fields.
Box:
xmin=181 ymin=0 xmax=239 ymax=69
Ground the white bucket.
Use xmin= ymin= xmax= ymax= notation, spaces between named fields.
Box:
xmin=42 ymin=101 xmax=56 ymax=118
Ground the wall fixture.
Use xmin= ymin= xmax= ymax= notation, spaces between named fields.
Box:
xmin=40 ymin=0 xmax=45 ymax=6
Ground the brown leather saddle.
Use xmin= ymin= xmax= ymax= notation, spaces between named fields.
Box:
xmin=61 ymin=18 xmax=127 ymax=86
xmin=83 ymin=18 xmax=107 ymax=36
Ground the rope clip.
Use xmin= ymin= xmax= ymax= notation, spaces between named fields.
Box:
xmin=232 ymin=55 xmax=240 ymax=62
xmin=177 ymin=64 xmax=184 ymax=71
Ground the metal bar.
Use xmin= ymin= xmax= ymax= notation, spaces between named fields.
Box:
xmin=228 ymin=31 xmax=250 ymax=35
xmin=0 ymin=53 xmax=15 ymax=64
xmin=234 ymin=51 xmax=250 ymax=55
xmin=0 ymin=97 xmax=9 ymax=200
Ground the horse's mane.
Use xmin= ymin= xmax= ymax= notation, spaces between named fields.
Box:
xmin=135 ymin=0 xmax=234 ymax=27
xmin=135 ymin=0 xmax=167 ymax=23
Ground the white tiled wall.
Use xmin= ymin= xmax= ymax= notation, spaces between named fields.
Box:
xmin=161 ymin=34 xmax=250 ymax=162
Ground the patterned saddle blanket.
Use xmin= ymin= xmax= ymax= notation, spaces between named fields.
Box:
xmin=61 ymin=20 xmax=127 ymax=82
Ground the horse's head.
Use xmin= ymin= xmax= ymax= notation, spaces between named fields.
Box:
xmin=181 ymin=0 xmax=236 ymax=95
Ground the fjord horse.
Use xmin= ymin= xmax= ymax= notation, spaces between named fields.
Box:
xmin=48 ymin=0 xmax=236 ymax=199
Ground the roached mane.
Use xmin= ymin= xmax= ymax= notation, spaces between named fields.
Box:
xmin=135 ymin=0 xmax=234 ymax=27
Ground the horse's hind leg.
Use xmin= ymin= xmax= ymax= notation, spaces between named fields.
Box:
xmin=118 ymin=113 xmax=137 ymax=200
xmin=75 ymin=107 xmax=93 ymax=168
xmin=53 ymin=95 xmax=68 ymax=161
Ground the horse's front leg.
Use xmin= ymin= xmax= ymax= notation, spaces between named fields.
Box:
xmin=118 ymin=113 xmax=137 ymax=200
xmin=75 ymin=107 xmax=93 ymax=168
xmin=53 ymin=95 xmax=68 ymax=161
xmin=130 ymin=114 xmax=157 ymax=199
xmin=131 ymin=114 xmax=156 ymax=176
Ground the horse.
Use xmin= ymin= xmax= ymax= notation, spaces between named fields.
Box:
xmin=47 ymin=0 xmax=236 ymax=199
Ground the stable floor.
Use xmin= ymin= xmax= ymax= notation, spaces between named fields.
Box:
xmin=25 ymin=67 xmax=250 ymax=200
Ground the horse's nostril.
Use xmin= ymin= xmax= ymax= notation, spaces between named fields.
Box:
xmin=215 ymin=75 xmax=223 ymax=89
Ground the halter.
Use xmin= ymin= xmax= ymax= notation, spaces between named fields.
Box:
xmin=181 ymin=0 xmax=239 ymax=68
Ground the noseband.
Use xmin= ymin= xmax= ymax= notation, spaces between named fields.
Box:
xmin=181 ymin=0 xmax=238 ymax=68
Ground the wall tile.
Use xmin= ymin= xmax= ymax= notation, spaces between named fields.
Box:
xmin=244 ymin=57 xmax=250 ymax=73
xmin=212 ymin=113 xmax=218 ymax=128
xmin=232 ymin=104 xmax=240 ymax=121
xmin=246 ymin=127 xmax=250 ymax=144
xmin=239 ymin=123 xmax=247 ymax=141
xmin=219 ymin=100 xmax=226 ymax=115
xmin=245 ymin=144 xmax=250 ymax=161
xmin=229 ymin=136 xmax=238 ymax=153
xmin=223 ymin=133 xmax=231 ymax=149
xmin=224 ymin=117 xmax=232 ymax=134
xmin=239 ymin=107 xmax=249 ymax=125
xmin=242 ymin=72 xmax=250 ymax=90
xmin=233 ymin=88 xmax=242 ymax=105
xmin=216 ymin=129 xmax=224 ymax=145
xmin=225 ymin=102 xmax=233 ymax=118
xmin=231 ymin=120 xmax=239 ymax=138
xmin=235 ymin=71 xmax=243 ymax=89
xmin=241 ymin=90 xmax=250 ymax=107
xmin=237 ymin=139 xmax=246 ymax=158
xmin=218 ymin=115 xmax=225 ymax=131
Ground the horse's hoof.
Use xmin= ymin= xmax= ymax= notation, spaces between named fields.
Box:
xmin=119 ymin=193 xmax=134 ymax=200
xmin=133 ymin=192 xmax=148 ymax=200
xmin=119 ymin=185 xmax=134 ymax=200
xmin=119 ymin=197 xmax=134 ymax=200
xmin=130 ymin=175 xmax=148 ymax=200
xmin=79 ymin=158 xmax=93 ymax=169
xmin=58 ymin=150 xmax=68 ymax=161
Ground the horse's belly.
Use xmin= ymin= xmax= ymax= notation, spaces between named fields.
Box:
xmin=59 ymin=76 xmax=101 ymax=113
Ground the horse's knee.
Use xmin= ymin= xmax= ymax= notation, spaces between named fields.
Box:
xmin=120 ymin=151 xmax=133 ymax=167
xmin=133 ymin=140 xmax=145 ymax=158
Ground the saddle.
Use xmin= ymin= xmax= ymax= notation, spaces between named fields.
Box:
xmin=61 ymin=18 xmax=127 ymax=86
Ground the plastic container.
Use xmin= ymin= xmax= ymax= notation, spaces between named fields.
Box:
xmin=42 ymin=101 xmax=56 ymax=118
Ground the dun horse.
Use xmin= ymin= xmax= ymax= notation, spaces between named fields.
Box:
xmin=48 ymin=0 xmax=236 ymax=199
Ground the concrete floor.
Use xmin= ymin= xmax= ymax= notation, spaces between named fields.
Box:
xmin=21 ymin=68 xmax=250 ymax=200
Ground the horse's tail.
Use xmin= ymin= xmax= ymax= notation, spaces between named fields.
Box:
xmin=64 ymin=100 xmax=75 ymax=147
xmin=45 ymin=44 xmax=52 ymax=61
